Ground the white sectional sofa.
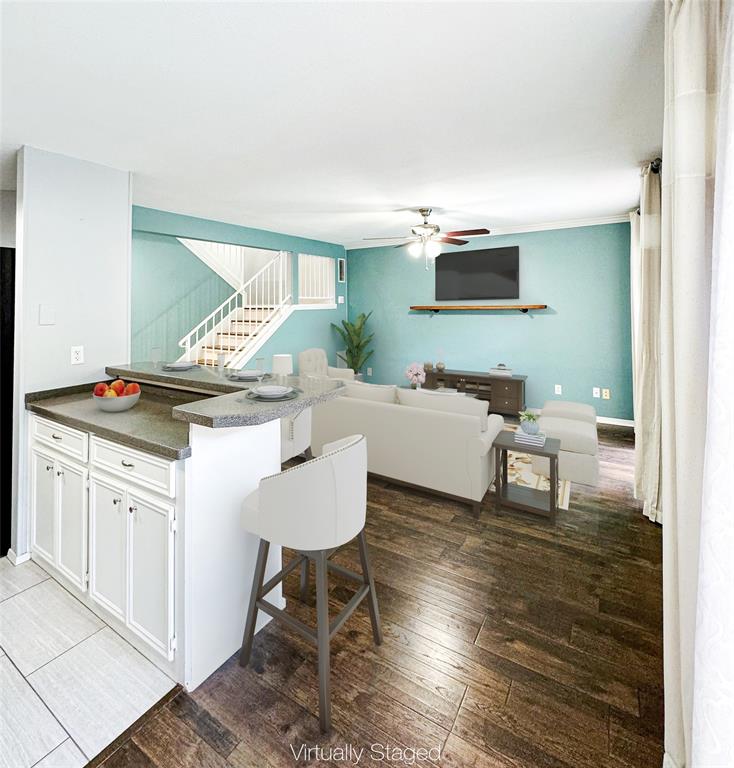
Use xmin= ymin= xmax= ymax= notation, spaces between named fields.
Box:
xmin=311 ymin=382 xmax=504 ymax=513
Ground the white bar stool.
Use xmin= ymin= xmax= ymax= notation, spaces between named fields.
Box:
xmin=239 ymin=434 xmax=382 ymax=732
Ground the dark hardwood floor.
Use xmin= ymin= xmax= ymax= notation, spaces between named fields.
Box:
xmin=97 ymin=425 xmax=663 ymax=767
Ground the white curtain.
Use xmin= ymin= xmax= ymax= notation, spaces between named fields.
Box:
xmin=630 ymin=167 xmax=662 ymax=523
xmin=692 ymin=6 xmax=734 ymax=766
xmin=661 ymin=2 xmax=729 ymax=767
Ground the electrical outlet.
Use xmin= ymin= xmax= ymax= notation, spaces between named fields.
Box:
xmin=592 ymin=387 xmax=601 ymax=398
xmin=602 ymin=388 xmax=611 ymax=400
xmin=366 ymin=367 xmax=372 ymax=377
xmin=554 ymin=384 xmax=562 ymax=395
xmin=70 ymin=345 xmax=84 ymax=365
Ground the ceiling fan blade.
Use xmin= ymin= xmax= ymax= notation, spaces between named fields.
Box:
xmin=436 ymin=237 xmax=469 ymax=246
xmin=362 ymin=236 xmax=412 ymax=241
xmin=443 ymin=228 xmax=490 ymax=237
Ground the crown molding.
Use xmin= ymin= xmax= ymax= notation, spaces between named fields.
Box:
xmin=484 ymin=213 xmax=631 ymax=237
xmin=346 ymin=213 xmax=632 ymax=250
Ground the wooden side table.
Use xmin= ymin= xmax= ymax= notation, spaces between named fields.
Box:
xmin=492 ymin=430 xmax=561 ymax=521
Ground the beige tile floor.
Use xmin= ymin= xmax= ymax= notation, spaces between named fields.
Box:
xmin=0 ymin=557 xmax=176 ymax=767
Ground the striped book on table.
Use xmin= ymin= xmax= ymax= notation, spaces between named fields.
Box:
xmin=514 ymin=432 xmax=546 ymax=448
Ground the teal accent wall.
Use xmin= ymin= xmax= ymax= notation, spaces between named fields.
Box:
xmin=131 ymin=206 xmax=347 ymax=367
xmin=346 ymin=223 xmax=633 ymax=420
xmin=131 ymin=232 xmax=233 ymax=362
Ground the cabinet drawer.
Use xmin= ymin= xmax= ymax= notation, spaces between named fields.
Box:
xmin=492 ymin=397 xmax=521 ymax=413
xmin=90 ymin=437 xmax=175 ymax=498
xmin=32 ymin=415 xmax=88 ymax=462
xmin=493 ymin=381 xmax=522 ymax=398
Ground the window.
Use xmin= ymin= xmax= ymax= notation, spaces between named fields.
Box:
xmin=298 ymin=254 xmax=335 ymax=305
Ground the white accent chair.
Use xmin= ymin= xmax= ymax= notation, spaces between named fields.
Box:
xmin=298 ymin=348 xmax=355 ymax=381
xmin=239 ymin=434 xmax=381 ymax=733
xmin=531 ymin=401 xmax=599 ymax=486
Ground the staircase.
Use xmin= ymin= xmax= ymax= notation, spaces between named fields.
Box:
xmin=178 ymin=251 xmax=292 ymax=368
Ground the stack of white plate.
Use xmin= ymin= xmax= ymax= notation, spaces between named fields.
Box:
xmin=163 ymin=361 xmax=197 ymax=371
xmin=228 ymin=370 xmax=262 ymax=381
xmin=251 ymin=384 xmax=293 ymax=399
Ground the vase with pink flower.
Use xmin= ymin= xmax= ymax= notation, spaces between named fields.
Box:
xmin=405 ymin=362 xmax=426 ymax=389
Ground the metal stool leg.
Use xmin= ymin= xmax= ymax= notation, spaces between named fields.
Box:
xmin=299 ymin=555 xmax=310 ymax=602
xmin=314 ymin=550 xmax=331 ymax=732
xmin=239 ymin=538 xmax=270 ymax=666
xmin=357 ymin=529 xmax=383 ymax=645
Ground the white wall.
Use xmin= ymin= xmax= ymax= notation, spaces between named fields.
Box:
xmin=11 ymin=146 xmax=131 ymax=557
xmin=0 ymin=190 xmax=16 ymax=247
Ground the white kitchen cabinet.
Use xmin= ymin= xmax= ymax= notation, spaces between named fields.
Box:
xmin=56 ymin=458 xmax=88 ymax=591
xmin=89 ymin=474 xmax=127 ymax=622
xmin=30 ymin=448 xmax=88 ymax=590
xmin=30 ymin=448 xmax=56 ymax=566
xmin=127 ymin=490 xmax=175 ymax=658
xmin=89 ymin=475 xmax=175 ymax=659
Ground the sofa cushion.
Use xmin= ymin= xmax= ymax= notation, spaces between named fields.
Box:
xmin=397 ymin=387 xmax=489 ymax=431
xmin=343 ymin=381 xmax=397 ymax=403
xmin=538 ymin=416 xmax=598 ymax=455
xmin=541 ymin=400 xmax=597 ymax=425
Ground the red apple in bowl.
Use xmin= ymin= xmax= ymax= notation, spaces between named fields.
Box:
xmin=93 ymin=382 xmax=109 ymax=397
xmin=123 ymin=382 xmax=141 ymax=396
xmin=109 ymin=379 xmax=126 ymax=396
xmin=102 ymin=388 xmax=118 ymax=398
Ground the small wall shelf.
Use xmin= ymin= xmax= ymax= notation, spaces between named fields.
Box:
xmin=409 ymin=304 xmax=548 ymax=314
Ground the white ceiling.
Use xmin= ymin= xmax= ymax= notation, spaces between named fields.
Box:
xmin=1 ymin=1 xmax=663 ymax=247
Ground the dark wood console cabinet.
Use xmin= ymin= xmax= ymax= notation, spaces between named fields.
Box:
xmin=423 ymin=369 xmax=526 ymax=416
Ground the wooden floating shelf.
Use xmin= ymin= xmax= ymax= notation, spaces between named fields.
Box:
xmin=409 ymin=304 xmax=548 ymax=314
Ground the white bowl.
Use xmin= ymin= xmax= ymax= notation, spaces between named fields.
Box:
xmin=93 ymin=392 xmax=141 ymax=412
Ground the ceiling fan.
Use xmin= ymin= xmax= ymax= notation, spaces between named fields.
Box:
xmin=363 ymin=207 xmax=490 ymax=268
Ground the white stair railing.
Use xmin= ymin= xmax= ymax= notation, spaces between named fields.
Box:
xmin=178 ymin=251 xmax=291 ymax=366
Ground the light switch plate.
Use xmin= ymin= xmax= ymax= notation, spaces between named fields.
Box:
xmin=70 ymin=346 xmax=84 ymax=365
xmin=554 ymin=384 xmax=562 ymax=395
xmin=592 ymin=387 xmax=601 ymax=398
xmin=367 ymin=367 xmax=372 ymax=377
xmin=38 ymin=304 xmax=55 ymax=326
xmin=338 ymin=295 xmax=345 ymax=304
xmin=602 ymin=388 xmax=611 ymax=400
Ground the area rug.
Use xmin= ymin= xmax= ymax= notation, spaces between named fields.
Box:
xmin=499 ymin=424 xmax=572 ymax=510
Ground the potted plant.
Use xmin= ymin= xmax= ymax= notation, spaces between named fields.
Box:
xmin=331 ymin=311 xmax=374 ymax=374
xmin=518 ymin=410 xmax=540 ymax=435
xmin=405 ymin=362 xmax=426 ymax=389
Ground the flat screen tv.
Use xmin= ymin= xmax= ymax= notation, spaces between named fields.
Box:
xmin=435 ymin=246 xmax=519 ymax=300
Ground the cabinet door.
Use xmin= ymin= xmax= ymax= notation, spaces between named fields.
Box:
xmin=56 ymin=459 xmax=88 ymax=591
xmin=31 ymin=449 xmax=56 ymax=565
xmin=89 ymin=475 xmax=127 ymax=622
xmin=127 ymin=490 xmax=175 ymax=659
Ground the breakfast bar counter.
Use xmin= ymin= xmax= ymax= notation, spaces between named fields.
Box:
xmin=23 ymin=362 xmax=346 ymax=693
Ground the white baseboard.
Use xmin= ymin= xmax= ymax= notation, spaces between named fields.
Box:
xmin=597 ymin=416 xmax=634 ymax=428
xmin=6 ymin=549 xmax=31 ymax=565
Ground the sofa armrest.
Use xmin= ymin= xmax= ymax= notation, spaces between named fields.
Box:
xmin=470 ymin=415 xmax=505 ymax=456
xmin=328 ymin=366 xmax=355 ymax=381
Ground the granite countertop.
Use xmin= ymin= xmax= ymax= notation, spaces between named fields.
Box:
xmin=26 ymin=365 xmax=345 ymax=458
xmin=26 ymin=384 xmax=202 ymax=460
xmin=107 ymin=363 xmax=345 ymax=429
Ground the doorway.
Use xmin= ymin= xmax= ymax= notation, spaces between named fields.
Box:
xmin=1 ymin=246 xmax=15 ymax=555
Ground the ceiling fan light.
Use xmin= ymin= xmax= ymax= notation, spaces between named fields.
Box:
xmin=407 ymin=241 xmax=423 ymax=258
xmin=424 ymin=241 xmax=441 ymax=259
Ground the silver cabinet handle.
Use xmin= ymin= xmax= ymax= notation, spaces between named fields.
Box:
xmin=51 ymin=433 xmax=62 ymax=440
xmin=121 ymin=460 xmax=134 ymax=469
xmin=56 ymin=470 xmax=64 ymax=477
xmin=45 ymin=464 xmax=53 ymax=471
xmin=128 ymin=505 xmax=137 ymax=514
xmin=112 ymin=498 xmax=122 ymax=505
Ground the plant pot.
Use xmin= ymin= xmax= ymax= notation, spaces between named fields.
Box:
xmin=520 ymin=420 xmax=539 ymax=435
